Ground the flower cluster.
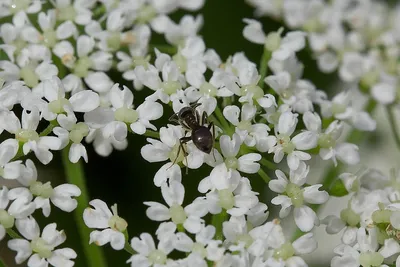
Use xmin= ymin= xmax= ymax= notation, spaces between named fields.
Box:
xmin=0 ymin=0 xmax=399 ymax=267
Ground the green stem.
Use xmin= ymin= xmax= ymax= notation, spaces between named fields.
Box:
xmin=258 ymin=49 xmax=272 ymax=89
xmin=386 ymin=105 xmax=400 ymax=150
xmin=39 ymin=120 xmax=58 ymax=137
xmin=0 ymin=258 xmax=6 ymax=267
xmin=143 ymin=130 xmax=160 ymax=139
xmin=258 ymin=168 xmax=271 ymax=183
xmin=6 ymin=228 xmax=22 ymax=239
xmin=149 ymin=44 xmax=177 ymax=55
xmin=259 ymin=157 xmax=276 ymax=170
xmin=124 ymin=242 xmax=135 ymax=255
xmin=214 ymin=106 xmax=233 ymax=135
xmin=61 ymin=147 xmax=108 ymax=267
xmin=211 ymin=209 xmax=227 ymax=240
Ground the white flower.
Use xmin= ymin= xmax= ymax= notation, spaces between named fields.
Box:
xmin=83 ymin=199 xmax=127 ymax=250
xmin=53 ymin=0 xmax=95 ymax=25
xmin=38 ymin=76 xmax=100 ymax=122
xmin=2 ymin=109 xmax=62 ymax=164
xmin=371 ymin=83 xmax=396 ymax=105
xmin=269 ymin=111 xmax=317 ymax=170
xmin=269 ymin=162 xmax=329 ymax=232
xmin=223 ymin=103 xmax=275 ymax=152
xmin=144 ymin=181 xmax=208 ymax=234
xmin=0 ymin=1 xmax=42 ymax=18
xmin=0 ymin=186 xmax=36 ymax=241
xmin=84 ymin=83 xmax=162 ymax=142
xmin=13 ymin=159 xmax=81 ymax=216
xmin=128 ymin=233 xmax=175 ymax=267
xmin=0 ymin=138 xmax=22 ymax=179
xmin=53 ymin=107 xmax=89 ymax=163
xmin=8 ymin=217 xmax=76 ymax=266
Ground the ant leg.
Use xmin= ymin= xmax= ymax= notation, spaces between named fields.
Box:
xmin=179 ymin=137 xmax=191 ymax=175
xmin=168 ymin=137 xmax=191 ymax=171
xmin=208 ymin=121 xmax=217 ymax=161
xmin=201 ymin=111 xmax=208 ymax=126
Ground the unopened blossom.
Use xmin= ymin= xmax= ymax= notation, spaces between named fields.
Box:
xmin=8 ymin=217 xmax=76 ymax=266
xmin=269 ymin=162 xmax=329 ymax=232
xmin=83 ymin=199 xmax=128 ymax=250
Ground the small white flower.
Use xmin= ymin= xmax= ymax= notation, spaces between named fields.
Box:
xmin=83 ymin=199 xmax=127 ymax=250
xmin=269 ymin=162 xmax=329 ymax=232
xmin=144 ymin=181 xmax=208 ymax=234
xmin=8 ymin=217 xmax=76 ymax=266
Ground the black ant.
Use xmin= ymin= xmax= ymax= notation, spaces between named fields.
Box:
xmin=169 ymin=102 xmax=216 ymax=174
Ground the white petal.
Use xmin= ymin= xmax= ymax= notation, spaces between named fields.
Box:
xmin=69 ymin=90 xmax=100 ymax=112
xmin=293 ymin=233 xmax=317 ymax=254
xmin=294 ymin=206 xmax=318 ymax=232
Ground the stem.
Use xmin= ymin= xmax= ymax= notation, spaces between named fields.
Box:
xmin=258 ymin=168 xmax=271 ymax=183
xmin=61 ymin=148 xmax=108 ymax=267
xmin=259 ymin=157 xmax=276 ymax=170
xmin=214 ymin=106 xmax=233 ymax=135
xmin=386 ymin=105 xmax=400 ymax=150
xmin=143 ymin=130 xmax=160 ymax=139
xmin=39 ymin=120 xmax=58 ymax=137
xmin=6 ymin=228 xmax=22 ymax=239
xmin=0 ymin=258 xmax=6 ymax=267
xmin=211 ymin=209 xmax=227 ymax=240
xmin=149 ymin=44 xmax=177 ymax=55
xmin=124 ymin=242 xmax=135 ymax=255
xmin=258 ymin=49 xmax=272 ymax=89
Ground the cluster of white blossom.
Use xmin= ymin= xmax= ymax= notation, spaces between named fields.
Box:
xmin=0 ymin=0 xmax=399 ymax=266
xmin=246 ymin=0 xmax=400 ymax=106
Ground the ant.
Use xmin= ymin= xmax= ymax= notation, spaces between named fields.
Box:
xmin=169 ymin=102 xmax=216 ymax=174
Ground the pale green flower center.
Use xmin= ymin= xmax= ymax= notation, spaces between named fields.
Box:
xmin=0 ymin=209 xmax=15 ymax=229
xmin=273 ymin=242 xmax=295 ymax=260
xmin=162 ymin=81 xmax=182 ymax=95
xmin=20 ymin=66 xmax=39 ymax=88
xmin=173 ymin=52 xmax=187 ymax=73
xmin=241 ymin=84 xmax=264 ymax=99
xmin=48 ymin=98 xmax=71 ymax=114
xmin=286 ymin=183 xmax=304 ymax=208
xmin=30 ymin=181 xmax=54 ymax=198
xmin=192 ymin=243 xmax=207 ymax=257
xmin=41 ymin=30 xmax=57 ymax=48
xmin=108 ymin=215 xmax=128 ymax=232
xmin=237 ymin=120 xmax=252 ymax=131
xmin=132 ymin=56 xmax=150 ymax=68
xmin=57 ymin=6 xmax=77 ymax=21
xmin=359 ymin=251 xmax=384 ymax=267
xmin=136 ymin=5 xmax=157 ymax=24
xmin=200 ymin=82 xmax=218 ymax=97
xmin=224 ymin=157 xmax=238 ymax=170
xmin=340 ymin=207 xmax=360 ymax=227
xmin=74 ymin=56 xmax=93 ymax=78
xmin=16 ymin=129 xmax=40 ymax=143
xmin=13 ymin=39 xmax=27 ymax=54
xmin=31 ymin=237 xmax=54 ymax=259
xmin=114 ymin=107 xmax=139 ymax=124
xmin=265 ymin=31 xmax=282 ymax=51
xmin=281 ymin=89 xmax=293 ymax=100
xmin=331 ymin=103 xmax=346 ymax=115
xmin=107 ymin=32 xmax=121 ymax=51
xmin=318 ymin=133 xmax=336 ymax=148
xmin=278 ymin=135 xmax=295 ymax=154
xmin=9 ymin=0 xmax=30 ymax=13
xmin=148 ymin=249 xmax=167 ymax=265
xmin=69 ymin=122 xmax=90 ymax=144
xmin=169 ymin=204 xmax=187 ymax=225
xmin=236 ymin=233 xmax=253 ymax=248
xmin=218 ymin=189 xmax=234 ymax=210
xmin=169 ymin=143 xmax=185 ymax=164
